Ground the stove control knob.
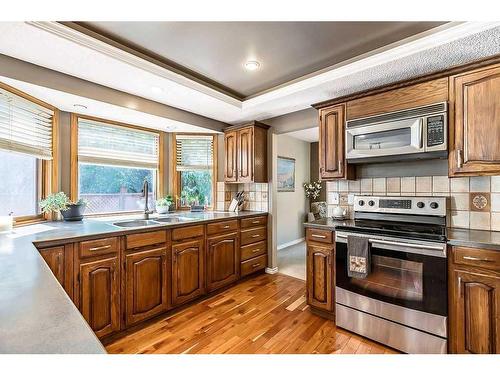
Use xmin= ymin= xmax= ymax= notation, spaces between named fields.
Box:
xmin=430 ymin=202 xmax=439 ymax=209
xmin=368 ymin=200 xmax=375 ymax=207
xmin=358 ymin=200 xmax=365 ymax=206
xmin=417 ymin=202 xmax=425 ymax=208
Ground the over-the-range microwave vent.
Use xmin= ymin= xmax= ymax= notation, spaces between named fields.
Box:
xmin=346 ymin=102 xmax=447 ymax=128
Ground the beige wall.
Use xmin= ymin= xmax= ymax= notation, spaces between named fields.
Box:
xmin=276 ymin=134 xmax=310 ymax=247
xmin=263 ymin=108 xmax=318 ymax=134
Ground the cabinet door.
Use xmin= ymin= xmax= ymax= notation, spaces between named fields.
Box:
xmin=319 ymin=104 xmax=351 ymax=180
xmin=79 ymin=257 xmax=120 ymax=338
xmin=450 ymin=269 xmax=500 ymax=354
xmin=206 ymin=232 xmax=239 ymax=292
xmin=306 ymin=243 xmax=334 ymax=312
xmin=172 ymin=239 xmax=205 ymax=306
xmin=224 ymin=130 xmax=238 ymax=182
xmin=40 ymin=246 xmax=65 ymax=286
xmin=125 ymin=247 xmax=169 ymax=327
xmin=238 ymin=127 xmax=253 ymax=183
xmin=450 ymin=65 xmax=500 ymax=176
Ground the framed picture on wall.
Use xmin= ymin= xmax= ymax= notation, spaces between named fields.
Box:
xmin=277 ymin=156 xmax=295 ymax=192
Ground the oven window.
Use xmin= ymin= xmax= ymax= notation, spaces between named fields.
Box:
xmin=350 ymin=255 xmax=423 ymax=302
xmin=354 ymin=128 xmax=411 ymax=150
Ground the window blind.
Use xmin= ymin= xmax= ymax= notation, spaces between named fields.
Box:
xmin=78 ymin=118 xmax=159 ymax=169
xmin=176 ymin=135 xmax=214 ymax=171
xmin=0 ymin=87 xmax=54 ymax=159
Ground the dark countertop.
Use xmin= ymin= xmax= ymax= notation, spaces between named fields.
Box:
xmin=0 ymin=210 xmax=266 ymax=353
xmin=304 ymin=218 xmax=500 ymax=252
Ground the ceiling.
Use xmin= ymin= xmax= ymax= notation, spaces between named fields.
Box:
xmin=74 ymin=22 xmax=445 ymax=98
xmin=285 ymin=127 xmax=319 ymax=143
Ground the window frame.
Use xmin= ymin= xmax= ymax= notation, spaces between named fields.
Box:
xmin=70 ymin=113 xmax=165 ymax=217
xmin=172 ymin=133 xmax=217 ymax=210
xmin=0 ymin=82 xmax=59 ymax=225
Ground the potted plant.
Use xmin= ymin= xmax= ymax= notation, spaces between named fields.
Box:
xmin=303 ymin=181 xmax=322 ymax=201
xmin=39 ymin=192 xmax=87 ymax=221
xmin=156 ymin=195 xmax=174 ymax=214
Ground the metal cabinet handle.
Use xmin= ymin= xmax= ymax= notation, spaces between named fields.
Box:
xmin=252 ymin=220 xmax=261 ymax=224
xmin=457 ymin=149 xmax=463 ymax=169
xmin=223 ymin=225 xmax=230 ymax=229
xmin=252 ymin=248 xmax=262 ymax=253
xmin=311 ymin=234 xmax=327 ymax=239
xmin=463 ymin=256 xmax=494 ymax=263
xmin=251 ymin=234 xmax=260 ymax=238
xmin=252 ymin=263 xmax=261 ymax=268
xmin=89 ymin=244 xmax=112 ymax=251
xmin=338 ymin=160 xmax=343 ymax=174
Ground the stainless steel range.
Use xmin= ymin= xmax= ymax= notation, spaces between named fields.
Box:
xmin=335 ymin=195 xmax=448 ymax=354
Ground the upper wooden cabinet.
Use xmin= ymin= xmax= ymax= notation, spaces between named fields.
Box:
xmin=449 ymin=64 xmax=500 ymax=176
xmin=224 ymin=121 xmax=269 ymax=183
xmin=319 ymin=104 xmax=354 ymax=180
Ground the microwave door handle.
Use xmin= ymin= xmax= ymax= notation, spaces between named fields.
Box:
xmin=419 ymin=118 xmax=424 ymax=149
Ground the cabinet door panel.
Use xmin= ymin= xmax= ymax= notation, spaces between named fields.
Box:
xmin=238 ymin=127 xmax=253 ymax=183
xmin=224 ymin=130 xmax=238 ymax=182
xmin=450 ymin=269 xmax=500 ymax=353
xmin=79 ymin=257 xmax=120 ymax=338
xmin=450 ymin=65 xmax=500 ymax=175
xmin=125 ymin=247 xmax=169 ymax=326
xmin=206 ymin=232 xmax=239 ymax=292
xmin=40 ymin=246 xmax=65 ymax=286
xmin=172 ymin=239 xmax=205 ymax=306
xmin=306 ymin=243 xmax=334 ymax=312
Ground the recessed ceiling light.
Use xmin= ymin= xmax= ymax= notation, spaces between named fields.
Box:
xmin=151 ymin=86 xmax=163 ymax=94
xmin=244 ymin=61 xmax=261 ymax=71
xmin=73 ymin=104 xmax=87 ymax=110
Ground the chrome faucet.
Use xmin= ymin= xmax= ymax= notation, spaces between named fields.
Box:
xmin=142 ymin=179 xmax=154 ymax=220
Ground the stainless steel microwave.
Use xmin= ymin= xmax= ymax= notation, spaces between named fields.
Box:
xmin=345 ymin=102 xmax=448 ymax=163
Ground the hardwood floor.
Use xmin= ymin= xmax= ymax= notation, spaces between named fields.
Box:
xmin=105 ymin=273 xmax=398 ymax=354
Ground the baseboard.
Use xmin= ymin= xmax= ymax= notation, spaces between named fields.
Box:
xmin=277 ymin=237 xmax=305 ymax=251
xmin=265 ymin=267 xmax=279 ymax=274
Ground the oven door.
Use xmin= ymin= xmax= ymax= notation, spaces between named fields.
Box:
xmin=346 ymin=117 xmax=424 ymax=161
xmin=335 ymin=231 xmax=447 ymax=318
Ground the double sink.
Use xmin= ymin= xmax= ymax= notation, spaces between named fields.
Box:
xmin=113 ymin=216 xmax=196 ymax=228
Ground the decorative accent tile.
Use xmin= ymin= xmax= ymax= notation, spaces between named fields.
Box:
xmin=373 ymin=178 xmax=386 ymax=193
xmin=469 ymin=192 xmax=490 ymax=212
xmin=360 ymin=178 xmax=373 ymax=193
xmin=432 ymin=176 xmax=449 ymax=193
xmin=416 ymin=176 xmax=432 ymax=193
xmin=401 ymin=177 xmax=416 ymax=193
xmin=470 ymin=176 xmax=490 ymax=192
xmin=386 ymin=177 xmax=401 ymax=193
xmin=450 ymin=177 xmax=469 ymax=192
xmin=470 ymin=212 xmax=491 ymax=230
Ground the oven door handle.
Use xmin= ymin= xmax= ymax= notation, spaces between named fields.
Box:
xmin=336 ymin=233 xmax=445 ymax=252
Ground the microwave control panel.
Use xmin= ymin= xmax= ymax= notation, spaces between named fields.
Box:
xmin=426 ymin=115 xmax=445 ymax=147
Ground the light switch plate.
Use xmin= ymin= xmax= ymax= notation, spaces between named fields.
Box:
xmin=328 ymin=192 xmax=339 ymax=205
xmin=348 ymin=193 xmax=355 ymax=205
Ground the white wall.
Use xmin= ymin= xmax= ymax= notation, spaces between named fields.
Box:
xmin=276 ymin=134 xmax=310 ymax=247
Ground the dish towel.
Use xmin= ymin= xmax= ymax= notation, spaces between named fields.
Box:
xmin=347 ymin=235 xmax=371 ymax=279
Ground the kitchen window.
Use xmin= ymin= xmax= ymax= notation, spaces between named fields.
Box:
xmin=0 ymin=83 xmax=58 ymax=223
xmin=173 ymin=134 xmax=216 ymax=208
xmin=71 ymin=115 xmax=164 ymax=215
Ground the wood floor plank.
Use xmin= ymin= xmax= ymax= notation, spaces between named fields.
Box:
xmin=105 ymin=273 xmax=398 ymax=355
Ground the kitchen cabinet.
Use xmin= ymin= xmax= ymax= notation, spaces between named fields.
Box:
xmin=78 ymin=256 xmax=121 ymax=338
xmin=206 ymin=231 xmax=239 ymax=292
xmin=449 ymin=246 xmax=500 ymax=354
xmin=239 ymin=215 xmax=268 ymax=276
xmin=306 ymin=228 xmax=335 ymax=315
xmin=125 ymin=247 xmax=169 ymax=327
xmin=172 ymin=238 xmax=205 ymax=306
xmin=224 ymin=121 xmax=269 ymax=183
xmin=38 ymin=244 xmax=74 ymax=300
xmin=449 ymin=64 xmax=500 ymax=176
xmin=318 ymin=104 xmax=354 ymax=180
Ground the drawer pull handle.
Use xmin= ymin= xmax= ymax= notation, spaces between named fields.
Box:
xmin=251 ymin=234 xmax=261 ymax=238
xmin=311 ymin=234 xmax=327 ymax=239
xmin=252 ymin=263 xmax=261 ymax=268
xmin=252 ymin=248 xmax=262 ymax=253
xmin=89 ymin=244 xmax=112 ymax=251
xmin=252 ymin=220 xmax=261 ymax=224
xmin=463 ymin=256 xmax=494 ymax=263
xmin=223 ymin=225 xmax=230 ymax=229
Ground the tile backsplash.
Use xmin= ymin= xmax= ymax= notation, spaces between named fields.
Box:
xmin=216 ymin=182 xmax=269 ymax=212
xmin=326 ymin=176 xmax=500 ymax=231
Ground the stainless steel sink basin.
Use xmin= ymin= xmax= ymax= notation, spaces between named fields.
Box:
xmin=113 ymin=220 xmax=161 ymax=228
xmin=154 ymin=216 xmax=195 ymax=223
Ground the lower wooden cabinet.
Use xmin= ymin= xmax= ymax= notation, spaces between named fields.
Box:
xmin=38 ymin=244 xmax=74 ymax=300
xmin=449 ymin=246 xmax=500 ymax=354
xmin=306 ymin=242 xmax=334 ymax=313
xmin=78 ymin=256 xmax=121 ymax=338
xmin=172 ymin=238 xmax=205 ymax=306
xmin=206 ymin=232 xmax=239 ymax=292
xmin=125 ymin=247 xmax=169 ymax=327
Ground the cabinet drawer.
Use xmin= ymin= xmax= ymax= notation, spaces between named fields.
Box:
xmin=306 ymin=228 xmax=333 ymax=244
xmin=241 ymin=254 xmax=267 ymax=277
xmin=241 ymin=227 xmax=267 ymax=246
xmin=241 ymin=215 xmax=267 ymax=229
xmin=172 ymin=225 xmax=204 ymax=241
xmin=453 ymin=246 xmax=500 ymax=272
xmin=241 ymin=240 xmax=267 ymax=261
xmin=79 ymin=237 xmax=118 ymax=258
xmin=126 ymin=230 xmax=167 ymax=249
xmin=207 ymin=219 xmax=238 ymax=235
